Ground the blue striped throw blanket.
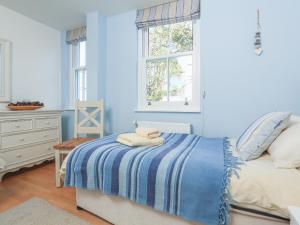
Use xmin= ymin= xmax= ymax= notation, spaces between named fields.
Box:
xmin=65 ymin=133 xmax=239 ymax=225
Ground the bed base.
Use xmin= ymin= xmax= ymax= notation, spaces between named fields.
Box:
xmin=76 ymin=188 xmax=289 ymax=225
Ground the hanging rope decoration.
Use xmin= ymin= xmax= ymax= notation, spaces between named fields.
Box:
xmin=254 ymin=9 xmax=263 ymax=56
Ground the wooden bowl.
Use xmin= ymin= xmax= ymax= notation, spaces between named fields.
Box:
xmin=7 ymin=105 xmax=44 ymax=111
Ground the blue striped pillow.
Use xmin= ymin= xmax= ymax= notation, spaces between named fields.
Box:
xmin=237 ymin=112 xmax=291 ymax=161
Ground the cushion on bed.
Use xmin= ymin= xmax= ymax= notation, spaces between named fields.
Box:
xmin=237 ymin=112 xmax=291 ymax=161
xmin=268 ymin=115 xmax=300 ymax=169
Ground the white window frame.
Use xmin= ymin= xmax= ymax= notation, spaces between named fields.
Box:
xmin=137 ymin=20 xmax=201 ymax=113
xmin=69 ymin=42 xmax=87 ymax=108
xmin=0 ymin=39 xmax=11 ymax=102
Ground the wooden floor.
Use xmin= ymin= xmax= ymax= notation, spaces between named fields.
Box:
xmin=0 ymin=161 xmax=110 ymax=225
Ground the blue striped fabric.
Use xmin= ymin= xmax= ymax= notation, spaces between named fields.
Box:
xmin=237 ymin=112 xmax=291 ymax=161
xmin=65 ymin=133 xmax=239 ymax=225
xmin=136 ymin=0 xmax=200 ymax=29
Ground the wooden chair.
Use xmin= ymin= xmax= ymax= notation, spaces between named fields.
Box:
xmin=54 ymin=100 xmax=104 ymax=187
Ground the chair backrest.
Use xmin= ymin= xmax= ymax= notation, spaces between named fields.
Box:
xmin=74 ymin=100 xmax=104 ymax=138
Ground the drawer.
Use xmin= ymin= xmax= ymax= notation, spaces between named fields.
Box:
xmin=0 ymin=119 xmax=33 ymax=133
xmin=0 ymin=142 xmax=56 ymax=166
xmin=35 ymin=117 xmax=59 ymax=129
xmin=1 ymin=129 xmax=58 ymax=149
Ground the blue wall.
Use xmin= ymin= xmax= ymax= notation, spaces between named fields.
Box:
xmin=87 ymin=11 xmax=107 ymax=100
xmin=199 ymin=0 xmax=300 ymax=137
xmin=105 ymin=11 xmax=203 ymax=135
xmin=63 ymin=0 xmax=300 ymax=139
xmin=104 ymin=1 xmax=300 ymax=138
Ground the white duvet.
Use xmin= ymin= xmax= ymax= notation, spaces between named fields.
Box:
xmin=231 ymin=146 xmax=300 ymax=218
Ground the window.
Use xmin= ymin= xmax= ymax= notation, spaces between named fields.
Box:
xmin=69 ymin=41 xmax=87 ymax=107
xmin=138 ymin=20 xmax=200 ymax=112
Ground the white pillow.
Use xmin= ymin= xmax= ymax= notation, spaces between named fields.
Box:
xmin=268 ymin=115 xmax=300 ymax=168
xmin=237 ymin=112 xmax=291 ymax=161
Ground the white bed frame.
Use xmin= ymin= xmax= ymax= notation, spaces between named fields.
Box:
xmin=75 ymin=121 xmax=289 ymax=225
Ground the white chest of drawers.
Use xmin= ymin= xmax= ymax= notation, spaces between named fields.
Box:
xmin=0 ymin=110 xmax=62 ymax=181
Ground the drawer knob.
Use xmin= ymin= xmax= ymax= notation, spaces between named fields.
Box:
xmin=15 ymin=125 xmax=20 ymax=128
xmin=19 ymin=138 xmax=25 ymax=142
xmin=47 ymin=147 xmax=52 ymax=151
xmin=16 ymin=154 xmax=22 ymax=158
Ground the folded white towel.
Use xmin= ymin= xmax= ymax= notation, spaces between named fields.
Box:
xmin=135 ymin=127 xmax=161 ymax=139
xmin=117 ymin=133 xmax=164 ymax=147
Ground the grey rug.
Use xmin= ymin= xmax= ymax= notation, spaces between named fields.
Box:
xmin=0 ymin=197 xmax=91 ymax=225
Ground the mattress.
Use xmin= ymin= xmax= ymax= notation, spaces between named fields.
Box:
xmin=60 ymin=139 xmax=300 ymax=219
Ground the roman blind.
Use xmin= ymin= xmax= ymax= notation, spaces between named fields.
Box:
xmin=66 ymin=26 xmax=86 ymax=45
xmin=135 ymin=0 xmax=200 ymax=29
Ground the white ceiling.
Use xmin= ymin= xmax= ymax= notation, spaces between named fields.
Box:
xmin=0 ymin=0 xmax=170 ymax=31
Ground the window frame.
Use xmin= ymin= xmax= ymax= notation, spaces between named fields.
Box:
xmin=69 ymin=41 xmax=87 ymax=108
xmin=137 ymin=20 xmax=201 ymax=113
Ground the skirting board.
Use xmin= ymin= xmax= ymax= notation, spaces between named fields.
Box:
xmin=76 ymin=189 xmax=288 ymax=225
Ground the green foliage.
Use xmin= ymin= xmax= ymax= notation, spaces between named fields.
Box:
xmin=147 ymin=21 xmax=193 ymax=102
xmin=146 ymin=60 xmax=167 ymax=102
xmin=171 ymin=22 xmax=193 ymax=53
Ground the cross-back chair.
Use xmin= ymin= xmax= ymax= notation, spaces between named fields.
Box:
xmin=54 ymin=100 xmax=104 ymax=187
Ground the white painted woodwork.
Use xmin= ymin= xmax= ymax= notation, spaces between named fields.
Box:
xmin=1 ymin=119 xmax=33 ymax=133
xmin=0 ymin=39 xmax=12 ymax=102
xmin=74 ymin=100 xmax=104 ymax=138
xmin=0 ymin=110 xmax=62 ymax=181
xmin=135 ymin=120 xmax=191 ymax=134
xmin=55 ymin=100 xmax=104 ymax=187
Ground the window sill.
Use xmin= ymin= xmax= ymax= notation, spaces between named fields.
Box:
xmin=135 ymin=107 xmax=201 ymax=113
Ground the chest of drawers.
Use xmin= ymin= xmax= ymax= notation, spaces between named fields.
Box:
xmin=0 ymin=110 xmax=62 ymax=181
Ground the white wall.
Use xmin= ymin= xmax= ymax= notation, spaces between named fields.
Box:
xmin=0 ymin=5 xmax=61 ymax=108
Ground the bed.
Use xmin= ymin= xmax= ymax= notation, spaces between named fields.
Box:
xmin=61 ymin=121 xmax=299 ymax=225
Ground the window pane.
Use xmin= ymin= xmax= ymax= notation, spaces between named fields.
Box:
xmin=76 ymin=69 xmax=87 ymax=101
xmin=169 ymin=55 xmax=193 ymax=102
xmin=79 ymin=41 xmax=86 ymax=67
xmin=146 ymin=59 xmax=168 ymax=102
xmin=170 ymin=21 xmax=193 ymax=54
xmin=148 ymin=25 xmax=169 ymax=57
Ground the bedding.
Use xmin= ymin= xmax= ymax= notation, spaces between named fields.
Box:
xmin=268 ymin=115 xmax=300 ymax=169
xmin=237 ymin=112 xmax=291 ymax=161
xmin=64 ymin=133 xmax=239 ymax=225
xmin=231 ymin=142 xmax=300 ymax=218
xmin=61 ymin=138 xmax=300 ymax=221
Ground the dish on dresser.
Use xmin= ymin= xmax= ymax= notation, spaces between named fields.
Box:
xmin=7 ymin=105 xmax=43 ymax=110
xmin=7 ymin=101 xmax=44 ymax=110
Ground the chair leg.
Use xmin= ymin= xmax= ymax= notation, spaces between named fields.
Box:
xmin=55 ymin=150 xmax=62 ymax=188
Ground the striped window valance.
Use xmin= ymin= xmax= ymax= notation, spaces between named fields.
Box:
xmin=66 ymin=26 xmax=86 ymax=45
xmin=135 ymin=0 xmax=200 ymax=29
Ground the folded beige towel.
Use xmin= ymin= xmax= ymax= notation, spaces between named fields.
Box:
xmin=117 ymin=133 xmax=164 ymax=147
xmin=135 ymin=127 xmax=161 ymax=139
